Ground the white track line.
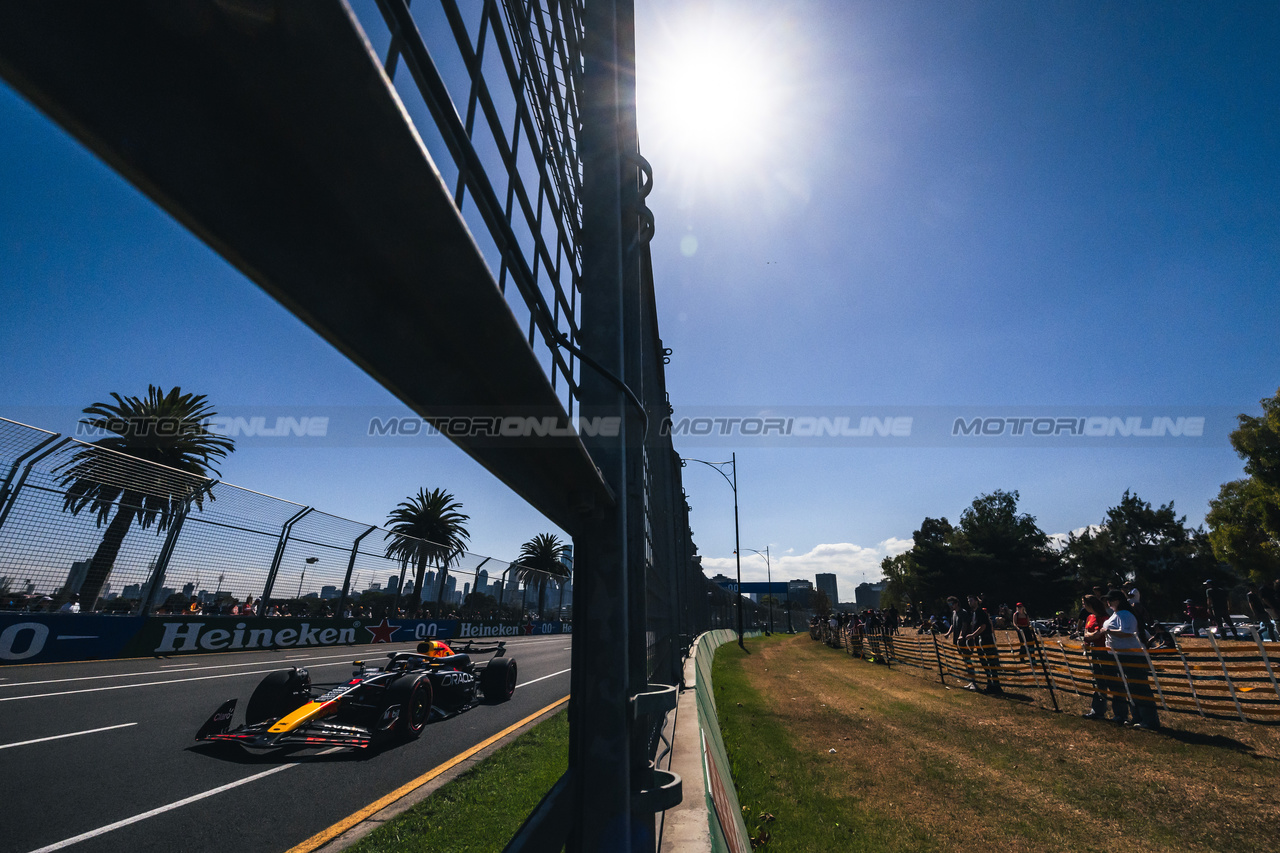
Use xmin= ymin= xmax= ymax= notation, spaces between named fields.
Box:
xmin=0 ymin=662 xmax=351 ymax=702
xmin=25 ymin=747 xmax=343 ymax=853
xmin=0 ymin=723 xmax=137 ymax=751
xmin=1 ymin=650 xmax=379 ymax=689
xmin=517 ymin=668 xmax=571 ymax=688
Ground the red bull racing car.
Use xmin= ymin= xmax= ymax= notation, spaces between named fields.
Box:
xmin=195 ymin=640 xmax=517 ymax=750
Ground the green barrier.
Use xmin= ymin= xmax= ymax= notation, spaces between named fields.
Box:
xmin=695 ymin=629 xmax=760 ymax=853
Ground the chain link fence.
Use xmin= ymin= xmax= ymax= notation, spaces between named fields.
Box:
xmin=0 ymin=417 xmax=571 ymax=622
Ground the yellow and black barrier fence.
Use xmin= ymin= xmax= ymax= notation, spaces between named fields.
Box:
xmin=817 ymin=624 xmax=1280 ymax=724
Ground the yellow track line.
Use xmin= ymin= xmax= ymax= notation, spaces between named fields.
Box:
xmin=286 ymin=695 xmax=570 ymax=853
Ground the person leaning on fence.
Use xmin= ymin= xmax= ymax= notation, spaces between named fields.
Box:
xmin=1247 ymin=584 xmax=1278 ymax=641
xmin=965 ymin=594 xmax=1003 ymax=694
xmin=1080 ymin=594 xmax=1112 ymax=720
xmin=1101 ymin=589 xmax=1160 ymax=731
xmin=1204 ymin=579 xmax=1239 ymax=639
xmin=945 ymin=596 xmax=978 ymax=688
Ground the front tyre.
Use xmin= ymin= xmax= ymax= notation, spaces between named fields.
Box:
xmin=386 ymin=675 xmax=432 ymax=741
xmin=480 ymin=657 xmax=517 ymax=702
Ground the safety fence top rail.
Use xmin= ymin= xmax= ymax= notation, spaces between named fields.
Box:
xmin=0 ymin=417 xmax=573 ymax=618
xmin=825 ymin=625 xmax=1280 ymax=726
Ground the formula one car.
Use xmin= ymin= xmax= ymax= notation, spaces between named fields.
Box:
xmin=195 ymin=640 xmax=517 ymax=750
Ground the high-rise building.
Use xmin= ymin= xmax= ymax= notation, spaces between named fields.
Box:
xmin=816 ymin=573 xmax=839 ymax=605
xmin=387 ymin=575 xmax=399 ymax=593
xmin=63 ymin=560 xmax=90 ymax=595
xmin=855 ymin=580 xmax=887 ymax=609
xmin=787 ymin=579 xmax=813 ymax=608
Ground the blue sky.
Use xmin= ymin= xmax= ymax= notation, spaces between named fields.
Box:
xmin=2 ymin=0 xmax=1278 ymax=604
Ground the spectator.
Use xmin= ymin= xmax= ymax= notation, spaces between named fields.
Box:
xmin=1012 ymin=602 xmax=1034 ymax=659
xmin=1080 ymin=594 xmax=1111 ymax=720
xmin=964 ymin=594 xmax=1002 ymax=694
xmin=1122 ymin=580 xmax=1141 ymax=607
xmin=1260 ymin=582 xmax=1280 ymax=634
xmin=1204 ymin=580 xmax=1239 ymax=639
xmin=1102 ymin=589 xmax=1160 ymax=730
xmin=59 ymin=594 xmax=81 ymax=613
xmin=1247 ymin=584 xmax=1278 ymax=641
xmin=1184 ymin=598 xmax=1207 ymax=635
xmin=945 ymin=595 xmax=977 ymax=689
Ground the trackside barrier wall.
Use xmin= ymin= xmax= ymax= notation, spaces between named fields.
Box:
xmin=827 ymin=626 xmax=1280 ymax=725
xmin=661 ymin=629 xmax=758 ymax=853
xmin=0 ymin=613 xmax=569 ymax=665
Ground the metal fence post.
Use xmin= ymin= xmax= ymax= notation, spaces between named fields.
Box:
xmin=1032 ymin=634 xmax=1059 ymax=712
xmin=0 ymin=436 xmax=70 ymax=533
xmin=261 ymin=506 xmax=313 ymax=605
xmin=1206 ymin=630 xmax=1247 ymax=722
xmin=1170 ymin=635 xmax=1206 ymax=717
xmin=338 ymin=525 xmax=377 ymax=616
xmin=931 ymin=631 xmax=948 ymax=685
xmin=1247 ymin=626 xmax=1280 ymax=703
xmin=1055 ymin=641 xmax=1081 ymax=696
xmin=136 ymin=502 xmax=190 ymax=615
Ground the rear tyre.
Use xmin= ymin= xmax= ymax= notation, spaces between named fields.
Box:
xmin=480 ymin=657 xmax=517 ymax=702
xmin=386 ymin=675 xmax=432 ymax=741
xmin=245 ymin=670 xmax=310 ymax=725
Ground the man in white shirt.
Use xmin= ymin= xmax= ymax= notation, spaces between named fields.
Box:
xmin=59 ymin=594 xmax=81 ymax=613
xmin=1101 ymin=590 xmax=1160 ymax=731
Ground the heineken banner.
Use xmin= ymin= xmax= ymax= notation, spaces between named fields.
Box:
xmin=0 ymin=613 xmax=571 ymax=665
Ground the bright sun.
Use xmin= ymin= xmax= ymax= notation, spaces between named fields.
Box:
xmin=642 ymin=15 xmax=787 ymax=174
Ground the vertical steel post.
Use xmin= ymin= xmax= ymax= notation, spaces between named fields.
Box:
xmin=569 ymin=0 xmax=633 ymax=848
xmin=338 ymin=526 xmax=378 ymax=616
xmin=261 ymin=506 xmax=313 ymax=606
xmin=137 ymin=502 xmax=189 ymax=615
xmin=732 ymin=454 xmax=743 ymax=649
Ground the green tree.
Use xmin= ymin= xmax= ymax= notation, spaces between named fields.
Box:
xmin=895 ymin=491 xmax=1067 ymax=613
xmin=514 ymin=533 xmax=571 ymax=617
xmin=1206 ymin=388 xmax=1280 ymax=581
xmin=1206 ymin=478 xmax=1280 ymax=581
xmin=384 ymin=488 xmax=471 ymax=608
xmin=1062 ymin=490 xmax=1227 ymax=617
xmin=954 ymin=489 xmax=1066 ymax=610
xmin=57 ymin=387 xmax=235 ymax=608
xmin=880 ymin=551 xmax=918 ymax=609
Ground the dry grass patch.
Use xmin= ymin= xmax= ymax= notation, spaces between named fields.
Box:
xmin=714 ymin=634 xmax=1280 ymax=852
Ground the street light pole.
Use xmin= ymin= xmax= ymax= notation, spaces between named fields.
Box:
xmin=299 ymin=556 xmax=318 ymax=599
xmin=682 ymin=453 xmax=744 ymax=648
xmin=745 ymin=546 xmax=772 ymax=635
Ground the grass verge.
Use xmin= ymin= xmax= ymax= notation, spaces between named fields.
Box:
xmin=714 ymin=634 xmax=1280 ymax=852
xmin=345 ymin=710 xmax=568 ymax=853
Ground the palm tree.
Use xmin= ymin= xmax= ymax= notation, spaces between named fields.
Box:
xmin=384 ymin=488 xmax=471 ymax=610
xmin=57 ymin=387 xmax=235 ymax=609
xmin=514 ymin=533 xmax=571 ymax=618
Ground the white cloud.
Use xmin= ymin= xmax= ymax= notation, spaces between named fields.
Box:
xmin=1047 ymin=524 xmax=1103 ymax=552
xmin=700 ymin=537 xmax=915 ymax=605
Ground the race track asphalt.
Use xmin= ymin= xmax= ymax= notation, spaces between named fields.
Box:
xmin=0 ymin=635 xmax=572 ymax=853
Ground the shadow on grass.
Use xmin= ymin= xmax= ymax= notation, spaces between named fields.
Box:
xmin=1159 ymin=727 xmax=1279 ymax=760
